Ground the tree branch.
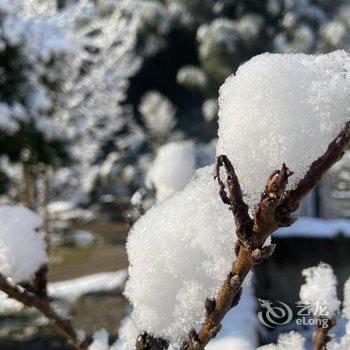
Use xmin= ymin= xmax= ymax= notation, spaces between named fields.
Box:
xmin=313 ymin=318 xmax=335 ymax=350
xmin=0 ymin=274 xmax=89 ymax=350
xmin=183 ymin=120 xmax=350 ymax=350
xmin=214 ymin=155 xmax=253 ymax=241
xmin=278 ymin=120 xmax=350 ymax=217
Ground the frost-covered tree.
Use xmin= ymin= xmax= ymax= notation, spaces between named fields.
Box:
xmin=20 ymin=0 xmax=350 ymax=214
xmin=0 ymin=1 xmax=77 ymax=208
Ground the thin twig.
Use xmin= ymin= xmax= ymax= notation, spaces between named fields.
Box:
xmin=0 ymin=274 xmax=89 ymax=350
xmin=215 ymin=155 xmax=253 ymax=241
xmin=183 ymin=120 xmax=350 ymax=350
xmin=278 ymin=120 xmax=350 ymax=217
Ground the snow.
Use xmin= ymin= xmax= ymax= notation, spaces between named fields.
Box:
xmin=139 ymin=91 xmax=176 ymax=138
xmin=327 ymin=335 xmax=350 ymax=350
xmin=117 ymin=285 xmax=257 ymax=350
xmin=146 ymin=141 xmax=196 ymax=202
xmin=0 ymin=291 xmax=24 ymax=314
xmin=202 ymin=99 xmax=218 ymax=122
xmin=0 ymin=205 xmax=47 ymax=283
xmin=343 ymin=278 xmax=350 ymax=334
xmin=300 ymin=262 xmax=340 ymax=319
xmin=48 ymin=270 xmax=127 ymax=302
xmin=114 ymin=315 xmax=141 ymax=350
xmin=47 ymin=200 xmax=77 ymax=214
xmin=216 ymin=51 xmax=350 ymax=209
xmin=258 ymin=331 xmax=305 ymax=350
xmin=130 ymin=190 xmax=143 ymax=207
xmin=275 ymin=217 xmax=350 ymax=238
xmin=89 ymin=329 xmax=110 ymax=350
xmin=125 ymin=165 xmax=238 ymax=343
xmin=0 ymin=103 xmax=19 ymax=135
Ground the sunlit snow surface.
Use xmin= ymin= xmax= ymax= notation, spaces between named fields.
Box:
xmin=217 ymin=51 xmax=350 ymax=209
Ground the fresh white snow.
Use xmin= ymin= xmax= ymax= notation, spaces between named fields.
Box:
xmin=300 ymin=262 xmax=340 ymax=319
xmin=146 ymin=141 xmax=196 ymax=202
xmin=48 ymin=270 xmax=127 ymax=302
xmin=125 ymin=165 xmax=238 ymax=343
xmin=258 ymin=331 xmax=306 ymax=350
xmin=216 ymin=51 xmax=350 ymax=209
xmin=0 ymin=205 xmax=48 ymax=283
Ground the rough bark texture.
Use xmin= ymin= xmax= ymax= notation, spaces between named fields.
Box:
xmin=0 ymin=274 xmax=89 ymax=350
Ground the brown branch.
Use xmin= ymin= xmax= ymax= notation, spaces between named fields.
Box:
xmin=214 ymin=155 xmax=253 ymax=241
xmin=0 ymin=274 xmax=89 ymax=350
xmin=183 ymin=120 xmax=350 ymax=350
xmin=136 ymin=332 xmax=168 ymax=350
xmin=278 ymin=120 xmax=350 ymax=217
xmin=313 ymin=318 xmax=335 ymax=350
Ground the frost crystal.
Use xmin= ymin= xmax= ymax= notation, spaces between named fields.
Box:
xmin=146 ymin=141 xmax=196 ymax=202
xmin=217 ymin=51 xmax=350 ymax=208
xmin=125 ymin=166 xmax=237 ymax=343
xmin=300 ymin=262 xmax=340 ymax=319
xmin=0 ymin=205 xmax=47 ymax=283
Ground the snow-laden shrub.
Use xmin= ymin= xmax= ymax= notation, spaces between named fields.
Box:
xmin=0 ymin=205 xmax=47 ymax=283
xmin=176 ymin=65 xmax=208 ymax=90
xmin=146 ymin=141 xmax=196 ymax=202
xmin=217 ymin=51 xmax=350 ymax=208
xmin=300 ymin=262 xmax=340 ymax=319
xmin=139 ymin=91 xmax=176 ymax=141
xmin=0 ymin=0 xmax=77 ymax=165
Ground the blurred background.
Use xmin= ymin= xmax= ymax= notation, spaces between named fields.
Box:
xmin=0 ymin=0 xmax=349 ymax=348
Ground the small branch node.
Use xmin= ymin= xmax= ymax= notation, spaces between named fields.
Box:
xmin=208 ymin=324 xmax=222 ymax=338
xmin=229 ymin=274 xmax=241 ymax=289
xmin=204 ymin=298 xmax=216 ymax=316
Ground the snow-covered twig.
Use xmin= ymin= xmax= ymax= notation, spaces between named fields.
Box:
xmin=183 ymin=120 xmax=350 ymax=350
xmin=0 ymin=273 xmax=89 ymax=350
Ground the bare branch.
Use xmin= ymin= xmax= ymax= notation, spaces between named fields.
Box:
xmin=184 ymin=120 xmax=350 ymax=350
xmin=313 ymin=318 xmax=335 ymax=350
xmin=278 ymin=120 xmax=350 ymax=217
xmin=215 ymin=155 xmax=253 ymax=240
xmin=0 ymin=274 xmax=89 ymax=350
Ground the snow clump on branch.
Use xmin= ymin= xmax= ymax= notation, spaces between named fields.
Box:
xmin=0 ymin=205 xmax=47 ymax=283
xmin=217 ymin=51 xmax=350 ymax=208
xmin=125 ymin=166 xmax=238 ymax=343
xmin=125 ymin=51 xmax=350 ymax=346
